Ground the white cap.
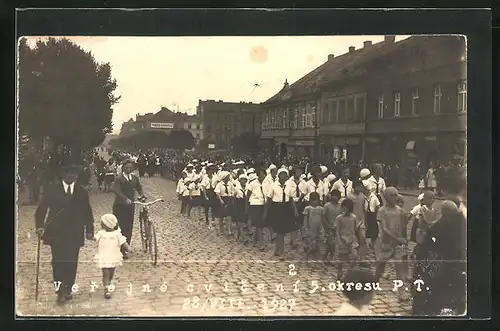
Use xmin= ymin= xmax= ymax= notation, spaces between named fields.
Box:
xmin=320 ymin=166 xmax=328 ymax=173
xmin=219 ymin=171 xmax=230 ymax=179
xmin=206 ymin=163 xmax=214 ymax=167
xmin=101 ymin=214 xmax=118 ymax=229
xmin=277 ymin=167 xmax=289 ymax=176
xmin=268 ymin=164 xmax=277 ymax=170
xmin=360 ymin=168 xmax=371 ymax=178
xmin=187 ymin=163 xmax=194 ymax=167
xmin=327 ymin=174 xmax=336 ymax=182
xmin=238 ymin=174 xmax=248 ymax=180
xmin=300 ymin=174 xmax=306 ymax=180
xmin=247 ymin=168 xmax=255 ymax=174
xmin=247 ymin=173 xmax=258 ymax=182
xmin=192 ymin=159 xmax=198 ymax=163
xmin=417 ymin=193 xmax=424 ymax=201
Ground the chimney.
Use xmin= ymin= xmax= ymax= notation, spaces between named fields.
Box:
xmin=363 ymin=40 xmax=372 ymax=48
xmin=348 ymin=46 xmax=355 ymax=53
xmin=218 ymin=100 xmax=223 ymax=102
xmin=283 ymin=79 xmax=289 ymax=88
xmin=328 ymin=54 xmax=335 ymax=61
xmin=384 ymin=35 xmax=395 ymax=43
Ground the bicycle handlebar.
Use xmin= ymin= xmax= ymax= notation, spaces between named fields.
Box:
xmin=133 ymin=198 xmax=164 ymax=206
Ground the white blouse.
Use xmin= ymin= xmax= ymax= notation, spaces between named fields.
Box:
xmin=188 ymin=182 xmax=201 ymax=196
xmin=285 ymin=177 xmax=308 ymax=202
xmin=267 ymin=181 xmax=293 ymax=203
xmin=331 ymin=179 xmax=354 ymax=199
xmin=304 ymin=178 xmax=326 ymax=201
xmin=214 ymin=181 xmax=233 ymax=197
xmin=232 ymin=181 xmax=247 ymax=199
xmin=247 ymin=179 xmax=266 ymax=205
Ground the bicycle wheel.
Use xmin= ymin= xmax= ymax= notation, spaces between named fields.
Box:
xmin=148 ymin=221 xmax=158 ymax=266
xmin=139 ymin=211 xmax=148 ymax=252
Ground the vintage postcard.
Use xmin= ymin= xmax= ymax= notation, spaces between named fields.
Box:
xmin=16 ymin=34 xmax=467 ymax=317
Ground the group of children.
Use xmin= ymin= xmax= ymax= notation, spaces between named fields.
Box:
xmin=173 ymin=160 xmax=440 ymax=282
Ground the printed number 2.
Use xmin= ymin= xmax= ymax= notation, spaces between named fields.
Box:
xmin=182 ymin=298 xmax=190 ymax=309
xmin=288 ymin=264 xmax=297 ymax=276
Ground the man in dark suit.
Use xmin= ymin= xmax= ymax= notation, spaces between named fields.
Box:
xmin=35 ymin=164 xmax=95 ymax=305
xmin=112 ymin=159 xmax=144 ymax=258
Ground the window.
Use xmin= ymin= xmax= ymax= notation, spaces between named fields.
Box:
xmin=188 ymin=123 xmax=192 ymax=129
xmin=264 ymin=112 xmax=269 ymax=129
xmin=322 ymin=102 xmax=330 ymax=124
xmin=310 ymin=104 xmax=317 ymax=127
xmin=378 ymin=94 xmax=384 ymax=118
xmin=338 ymin=99 xmax=346 ymax=123
xmin=282 ymin=108 xmax=288 ymax=128
xmin=300 ymin=103 xmax=306 ymax=129
xmin=293 ymin=106 xmax=299 ymax=128
xmin=458 ymin=80 xmax=467 ymax=112
xmin=346 ymin=97 xmax=355 ymax=122
xmin=411 ymin=88 xmax=419 ymax=116
xmin=394 ymin=92 xmax=401 ymax=117
xmin=330 ymin=100 xmax=338 ymax=124
xmin=355 ymin=96 xmax=365 ymax=122
xmin=196 ymin=124 xmax=201 ymax=129
xmin=433 ymin=85 xmax=442 ymax=114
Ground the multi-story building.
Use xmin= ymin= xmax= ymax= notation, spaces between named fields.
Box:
xmin=260 ymin=35 xmax=467 ymax=166
xmin=119 ymin=107 xmax=203 ymax=142
xmin=197 ymin=99 xmax=261 ymax=149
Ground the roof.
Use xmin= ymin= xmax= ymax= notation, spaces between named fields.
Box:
xmin=263 ymin=35 xmax=465 ymax=104
xmin=199 ymin=99 xmax=259 ymax=112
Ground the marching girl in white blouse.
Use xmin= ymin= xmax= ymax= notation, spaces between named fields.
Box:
xmin=201 ymin=164 xmax=218 ymax=227
xmin=367 ymin=163 xmax=387 ymax=206
xmin=331 ymin=168 xmax=354 ymax=202
xmin=176 ymin=171 xmax=188 ymax=215
xmin=265 ymin=167 xmax=298 ymax=260
xmin=214 ymin=171 xmax=234 ymax=236
xmin=304 ymin=165 xmax=327 ymax=205
xmin=246 ymin=169 xmax=268 ymax=251
xmin=232 ymin=174 xmax=249 ymax=243
xmin=285 ymin=166 xmax=308 ymax=249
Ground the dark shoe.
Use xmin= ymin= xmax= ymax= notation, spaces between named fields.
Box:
xmin=65 ymin=292 xmax=73 ymax=301
xmin=123 ymin=252 xmax=129 ymax=260
xmin=104 ymin=289 xmax=112 ymax=299
xmin=279 ymin=256 xmax=286 ymax=261
xmin=56 ymin=292 xmax=67 ymax=305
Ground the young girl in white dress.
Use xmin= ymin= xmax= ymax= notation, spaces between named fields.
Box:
xmin=94 ymin=214 xmax=131 ymax=299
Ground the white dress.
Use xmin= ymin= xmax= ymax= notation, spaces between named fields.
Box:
xmin=94 ymin=229 xmax=127 ymax=269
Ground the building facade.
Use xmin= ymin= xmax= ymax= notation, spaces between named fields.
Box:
xmin=260 ymin=35 xmax=467 ymax=166
xmin=197 ymin=99 xmax=261 ymax=149
xmin=119 ymin=107 xmax=203 ymax=142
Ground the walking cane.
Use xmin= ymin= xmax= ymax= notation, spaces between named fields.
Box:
xmin=35 ymin=233 xmax=41 ymax=302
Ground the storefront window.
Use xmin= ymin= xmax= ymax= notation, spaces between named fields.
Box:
xmin=338 ymin=98 xmax=346 ymax=123
xmin=346 ymin=97 xmax=355 ymax=122
xmin=355 ymin=96 xmax=365 ymax=122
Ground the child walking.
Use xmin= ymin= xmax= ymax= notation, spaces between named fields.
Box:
xmin=233 ymin=174 xmax=249 ymax=243
xmin=323 ymin=189 xmax=342 ymax=263
xmin=94 ymin=214 xmax=131 ymax=299
xmin=215 ymin=171 xmax=233 ymax=236
xmin=374 ymin=187 xmax=409 ymax=282
xmin=411 ymin=190 xmax=438 ymax=258
xmin=303 ymin=192 xmax=325 ymax=261
xmin=335 ymin=198 xmax=360 ymax=279
xmin=348 ymin=180 xmax=369 ymax=264
xmin=187 ymin=175 xmax=203 ymax=220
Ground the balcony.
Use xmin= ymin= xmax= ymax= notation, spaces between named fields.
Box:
xmin=366 ymin=112 xmax=466 ymax=134
xmin=320 ymin=122 xmax=365 ymax=135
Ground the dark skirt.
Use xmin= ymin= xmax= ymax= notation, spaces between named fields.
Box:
xmin=190 ymin=195 xmax=203 ymax=207
xmin=268 ymin=201 xmax=295 ymax=234
xmin=204 ymin=189 xmax=217 ymax=210
xmin=181 ymin=195 xmax=190 ymax=206
xmin=249 ymin=205 xmax=266 ymax=228
xmin=232 ymin=198 xmax=248 ymax=223
xmin=365 ymin=211 xmax=379 ymax=240
xmin=218 ymin=196 xmax=231 ymax=218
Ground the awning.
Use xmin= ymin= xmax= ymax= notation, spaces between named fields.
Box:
xmin=405 ymin=140 xmax=415 ymax=150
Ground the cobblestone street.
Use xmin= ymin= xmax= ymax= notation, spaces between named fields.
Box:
xmin=16 ymin=175 xmax=427 ymax=317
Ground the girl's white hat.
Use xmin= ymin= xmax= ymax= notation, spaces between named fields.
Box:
xmin=219 ymin=171 xmax=230 ymax=179
xmin=247 ymin=168 xmax=255 ymax=174
xmin=268 ymin=164 xmax=277 ymax=170
xmin=247 ymin=173 xmax=258 ymax=182
xmin=101 ymin=214 xmax=118 ymax=229
xmin=277 ymin=167 xmax=289 ymax=176
xmin=417 ymin=193 xmax=424 ymax=201
xmin=320 ymin=165 xmax=328 ymax=174
xmin=360 ymin=168 xmax=371 ymax=178
xmin=327 ymin=174 xmax=336 ymax=182
xmin=300 ymin=174 xmax=306 ymax=180
xmin=238 ymin=174 xmax=248 ymax=180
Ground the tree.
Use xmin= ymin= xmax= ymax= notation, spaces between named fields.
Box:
xmin=18 ymin=37 xmax=119 ymax=159
xmin=166 ymin=130 xmax=195 ymax=150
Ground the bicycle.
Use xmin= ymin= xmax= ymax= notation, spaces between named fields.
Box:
xmin=134 ymin=198 xmax=164 ymax=266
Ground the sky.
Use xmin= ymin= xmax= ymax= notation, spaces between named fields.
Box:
xmin=25 ymin=35 xmax=409 ymax=134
